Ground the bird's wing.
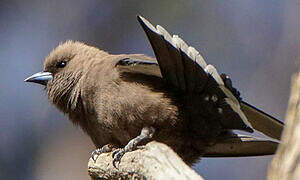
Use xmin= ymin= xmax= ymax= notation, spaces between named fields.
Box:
xmin=241 ymin=101 xmax=284 ymax=140
xmin=116 ymin=57 xmax=281 ymax=156
xmin=137 ymin=15 xmax=253 ymax=133
xmin=137 ymin=17 xmax=207 ymax=92
xmin=203 ymin=134 xmax=278 ymax=157
xmin=115 ymin=57 xmax=284 ymax=140
xmin=115 ymin=58 xmax=161 ymax=77
xmin=116 ymin=16 xmax=284 ymax=156
xmin=204 ymin=100 xmax=284 ymax=156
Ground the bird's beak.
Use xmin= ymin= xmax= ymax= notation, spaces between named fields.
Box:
xmin=24 ymin=71 xmax=53 ymax=86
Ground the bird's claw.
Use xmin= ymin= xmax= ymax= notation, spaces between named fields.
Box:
xmin=90 ymin=144 xmax=116 ymax=163
xmin=91 ymin=148 xmax=101 ymax=162
xmin=136 ymin=145 xmax=145 ymax=150
xmin=112 ymin=148 xmax=125 ymax=168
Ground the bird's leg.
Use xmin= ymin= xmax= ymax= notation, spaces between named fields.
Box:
xmin=112 ymin=126 xmax=155 ymax=168
xmin=91 ymin=144 xmax=117 ymax=162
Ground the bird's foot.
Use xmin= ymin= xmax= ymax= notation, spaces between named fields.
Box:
xmin=112 ymin=148 xmax=125 ymax=168
xmin=112 ymin=145 xmax=146 ymax=168
xmin=91 ymin=144 xmax=116 ymax=162
xmin=112 ymin=127 xmax=155 ymax=168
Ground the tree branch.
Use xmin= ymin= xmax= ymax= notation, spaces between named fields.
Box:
xmin=268 ymin=71 xmax=300 ymax=179
xmin=88 ymin=141 xmax=203 ymax=180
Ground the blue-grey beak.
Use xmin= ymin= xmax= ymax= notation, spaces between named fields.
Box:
xmin=24 ymin=72 xmax=53 ymax=86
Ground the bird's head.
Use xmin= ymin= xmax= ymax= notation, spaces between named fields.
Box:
xmin=25 ymin=40 xmax=108 ymax=112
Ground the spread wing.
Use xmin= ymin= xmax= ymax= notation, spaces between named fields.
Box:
xmin=115 ymin=16 xmax=284 ymax=156
xmin=115 ymin=58 xmax=284 ymax=138
xmin=116 ymin=57 xmax=281 ymax=156
xmin=137 ymin=16 xmax=253 ymax=133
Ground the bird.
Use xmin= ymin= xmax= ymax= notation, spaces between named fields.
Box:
xmin=25 ymin=16 xmax=284 ymax=167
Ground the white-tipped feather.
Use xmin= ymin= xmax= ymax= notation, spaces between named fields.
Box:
xmin=172 ymin=36 xmax=207 ymax=69
xmin=156 ymin=25 xmax=173 ymax=44
xmin=205 ymin=65 xmax=224 ymax=85
xmin=167 ymin=35 xmax=179 ymax=49
xmin=139 ymin=16 xmax=158 ymax=33
xmin=172 ymin=35 xmax=181 ymax=49
xmin=187 ymin=46 xmax=197 ymax=61
xmin=173 ymin=36 xmax=188 ymax=54
xmin=195 ymin=54 xmax=207 ymax=68
xmin=138 ymin=16 xmax=259 ymax=136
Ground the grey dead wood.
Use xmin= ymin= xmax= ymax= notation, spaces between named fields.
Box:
xmin=268 ymin=71 xmax=300 ymax=180
xmin=88 ymin=141 xmax=203 ymax=180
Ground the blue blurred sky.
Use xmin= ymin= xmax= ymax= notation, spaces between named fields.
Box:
xmin=0 ymin=0 xmax=299 ymax=179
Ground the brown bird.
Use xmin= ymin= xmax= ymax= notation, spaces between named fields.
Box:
xmin=25 ymin=16 xmax=284 ymax=166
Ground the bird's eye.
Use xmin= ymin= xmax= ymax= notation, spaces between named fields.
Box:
xmin=56 ymin=61 xmax=67 ymax=68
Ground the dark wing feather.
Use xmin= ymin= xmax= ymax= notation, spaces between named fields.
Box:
xmin=115 ymin=58 xmax=281 ymax=157
xmin=116 ymin=58 xmax=161 ymax=78
xmin=241 ymin=101 xmax=284 ymax=140
xmin=203 ymin=134 xmax=278 ymax=157
xmin=115 ymin=16 xmax=284 ymax=156
xmin=137 ymin=16 xmax=253 ymax=133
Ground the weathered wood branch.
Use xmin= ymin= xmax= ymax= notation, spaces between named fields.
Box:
xmin=88 ymin=141 xmax=203 ymax=180
xmin=268 ymin=72 xmax=300 ymax=180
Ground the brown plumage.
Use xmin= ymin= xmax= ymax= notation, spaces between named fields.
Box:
xmin=25 ymin=16 xmax=283 ymax=166
xmin=43 ymin=40 xmax=206 ymax=164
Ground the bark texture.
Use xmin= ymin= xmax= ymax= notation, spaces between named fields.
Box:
xmin=268 ymin=72 xmax=300 ymax=180
xmin=88 ymin=141 xmax=203 ymax=180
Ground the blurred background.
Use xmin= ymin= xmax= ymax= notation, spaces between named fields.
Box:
xmin=0 ymin=0 xmax=299 ymax=179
